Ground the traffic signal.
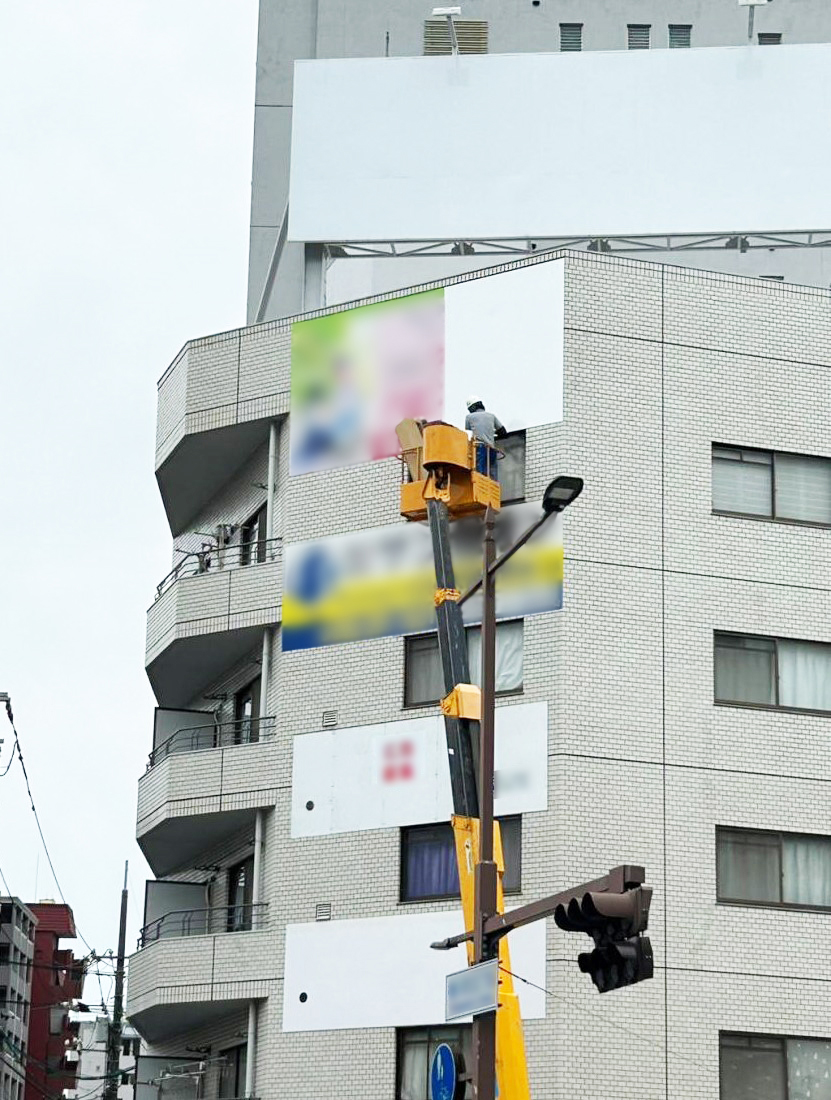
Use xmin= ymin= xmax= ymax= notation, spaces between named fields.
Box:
xmin=554 ymin=885 xmax=653 ymax=993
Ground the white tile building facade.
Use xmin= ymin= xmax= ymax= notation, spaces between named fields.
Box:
xmin=127 ymin=252 xmax=831 ymax=1100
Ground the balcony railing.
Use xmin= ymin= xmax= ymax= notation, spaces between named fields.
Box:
xmin=154 ymin=538 xmax=282 ymax=601
xmin=138 ymin=903 xmax=269 ymax=949
xmin=148 ymin=716 xmax=277 ymax=769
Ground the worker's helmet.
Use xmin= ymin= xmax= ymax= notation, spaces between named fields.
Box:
xmin=466 ymin=395 xmax=483 ymax=410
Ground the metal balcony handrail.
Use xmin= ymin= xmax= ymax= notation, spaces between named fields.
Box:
xmin=147 ymin=716 xmax=277 ymax=769
xmin=138 ymin=902 xmax=269 ymax=950
xmin=154 ymin=537 xmax=282 ymax=601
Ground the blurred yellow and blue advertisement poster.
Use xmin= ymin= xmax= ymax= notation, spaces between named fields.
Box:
xmin=282 ymin=506 xmax=563 ymax=651
xmin=290 ymin=289 xmax=445 ymax=474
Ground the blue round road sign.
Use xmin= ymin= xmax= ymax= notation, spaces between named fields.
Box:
xmin=430 ymin=1043 xmax=460 ymax=1100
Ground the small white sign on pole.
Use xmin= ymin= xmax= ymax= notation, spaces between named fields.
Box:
xmin=445 ymin=959 xmax=499 ymax=1021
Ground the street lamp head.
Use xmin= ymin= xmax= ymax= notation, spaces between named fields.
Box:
xmin=542 ymin=475 xmax=584 ymax=515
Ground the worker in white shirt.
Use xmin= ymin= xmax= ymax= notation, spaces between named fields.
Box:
xmin=465 ymin=396 xmax=507 ymax=479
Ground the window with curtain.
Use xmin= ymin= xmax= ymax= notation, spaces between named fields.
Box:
xmin=717 ymin=827 xmax=831 ymax=909
xmin=240 ymin=503 xmax=267 ymax=565
xmin=401 ymin=817 xmax=521 ymax=900
xmin=397 ymin=1026 xmax=472 ymax=1100
xmin=234 ymin=677 xmax=261 ymax=744
xmin=712 ymin=446 xmax=773 ymax=517
xmin=226 ymin=856 xmax=255 ymax=931
xmin=499 ymin=431 xmax=526 ymax=502
xmin=720 ymin=1032 xmax=831 ymax=1100
xmin=714 ymin=632 xmax=831 ymax=713
xmin=712 ymin=444 xmax=831 ymax=525
xmin=404 ymin=620 xmax=524 ymax=707
xmin=218 ymin=1045 xmax=247 ymax=1099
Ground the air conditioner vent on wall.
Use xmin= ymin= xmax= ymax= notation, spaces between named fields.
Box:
xmin=322 ymin=709 xmax=338 ymax=729
xmin=315 ymin=903 xmax=332 ymax=921
xmin=423 ymin=19 xmax=489 ymax=54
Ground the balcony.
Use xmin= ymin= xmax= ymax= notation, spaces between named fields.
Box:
xmin=145 ymin=540 xmax=281 ymax=707
xmin=127 ymin=905 xmax=273 ymax=1042
xmin=137 ymin=717 xmax=280 ymax=877
xmin=139 ymin=902 xmax=269 ymax=948
xmin=155 ymin=325 xmax=290 ymax=536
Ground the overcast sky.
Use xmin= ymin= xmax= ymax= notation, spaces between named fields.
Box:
xmin=0 ymin=1 xmax=258 ymax=998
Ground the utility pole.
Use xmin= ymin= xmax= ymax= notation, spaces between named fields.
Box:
xmin=471 ymin=507 xmax=498 ymax=1100
xmin=104 ymin=862 xmax=128 ymax=1100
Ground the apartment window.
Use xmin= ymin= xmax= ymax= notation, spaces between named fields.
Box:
xmin=559 ymin=23 xmax=582 ymax=51
xmin=0 ymin=946 xmax=8 ymax=965
xmin=120 ymin=1074 xmax=131 ymax=1087
xmin=404 ymin=620 xmax=523 ymax=707
xmin=49 ymin=1007 xmax=65 ymax=1035
xmin=499 ymin=430 xmax=526 ymax=503
xmin=397 ymin=1026 xmax=472 ymax=1100
xmin=628 ymin=24 xmax=650 ymax=49
xmin=714 ymin=632 xmax=831 ymax=713
xmin=712 ymin=445 xmax=831 ymax=526
xmin=401 ymin=816 xmax=521 ymax=901
xmin=423 ymin=19 xmax=488 ymax=54
xmin=720 ymin=1032 xmax=831 ymax=1100
xmin=0 ymin=905 xmax=10 ymax=925
xmin=668 ymin=24 xmax=691 ymax=48
xmin=219 ymin=1045 xmax=247 ymax=1099
xmin=227 ymin=856 xmax=255 ymax=932
xmin=234 ymin=676 xmax=262 ymax=744
xmin=240 ymin=504 xmax=267 ymax=566
xmin=717 ymin=827 xmax=831 ymax=909
xmin=758 ymin=32 xmax=782 ymax=45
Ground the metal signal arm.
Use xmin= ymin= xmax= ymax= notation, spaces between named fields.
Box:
xmin=431 ymin=865 xmax=646 ymax=950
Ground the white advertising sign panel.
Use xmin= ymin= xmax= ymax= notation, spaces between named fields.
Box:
xmin=291 ymin=702 xmax=548 ymax=838
xmin=282 ymin=911 xmax=545 ymax=1031
xmin=289 ymin=45 xmax=831 ymax=242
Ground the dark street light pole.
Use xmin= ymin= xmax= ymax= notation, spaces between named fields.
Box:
xmin=470 ymin=476 xmax=583 ymax=1100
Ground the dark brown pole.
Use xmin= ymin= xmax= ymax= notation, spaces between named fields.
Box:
xmin=473 ymin=507 xmax=498 ymax=1100
xmin=104 ymin=862 xmax=128 ymax=1100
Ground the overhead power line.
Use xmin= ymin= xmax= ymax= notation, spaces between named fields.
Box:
xmin=499 ymin=964 xmax=718 ymax=1081
xmin=0 ymin=695 xmax=95 ymax=954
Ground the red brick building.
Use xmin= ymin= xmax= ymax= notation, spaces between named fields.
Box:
xmin=25 ymin=904 xmax=84 ymax=1100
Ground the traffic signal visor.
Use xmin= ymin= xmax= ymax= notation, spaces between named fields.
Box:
xmin=554 ymin=886 xmax=652 ymax=942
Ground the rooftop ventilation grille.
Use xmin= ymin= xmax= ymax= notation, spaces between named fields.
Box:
xmin=423 ymin=19 xmax=489 ymax=54
xmin=322 ymin=709 xmax=338 ymax=730
xmin=627 ymin=24 xmax=651 ymax=49
xmin=668 ymin=24 xmax=691 ymax=48
xmin=559 ymin=23 xmax=582 ymax=51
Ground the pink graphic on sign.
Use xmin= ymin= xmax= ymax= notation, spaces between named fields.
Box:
xmin=381 ymin=738 xmax=415 ymax=783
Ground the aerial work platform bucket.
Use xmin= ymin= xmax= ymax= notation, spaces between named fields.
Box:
xmin=397 ymin=419 xmax=501 ymax=522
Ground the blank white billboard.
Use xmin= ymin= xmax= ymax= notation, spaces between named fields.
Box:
xmin=289 ymin=44 xmax=831 ymax=242
xmin=282 ymin=910 xmax=545 ymax=1031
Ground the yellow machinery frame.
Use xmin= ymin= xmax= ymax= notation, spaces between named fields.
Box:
xmin=397 ymin=417 xmax=529 ymax=1099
